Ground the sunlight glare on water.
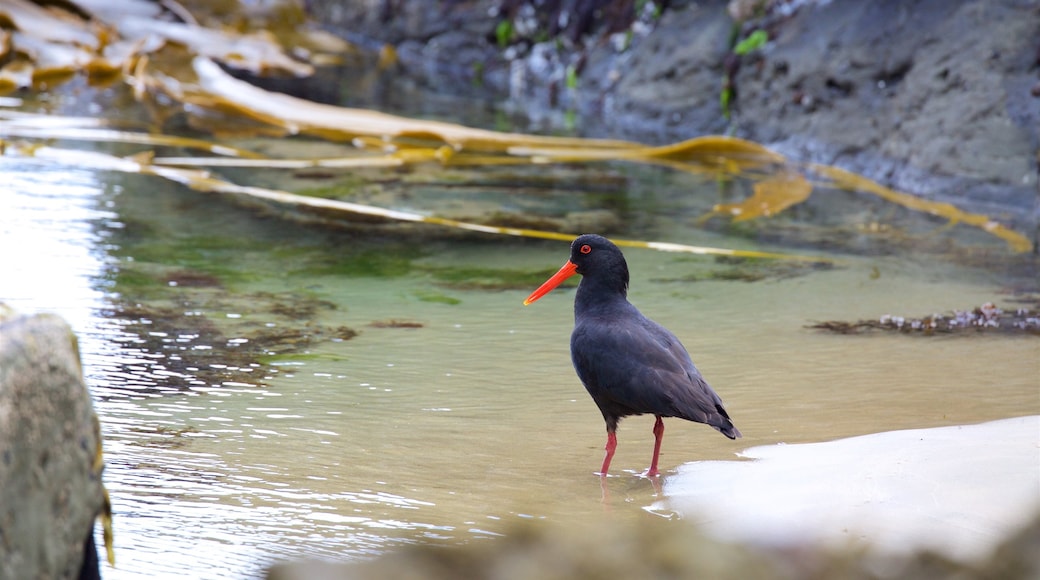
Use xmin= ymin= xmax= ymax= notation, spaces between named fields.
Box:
xmin=0 ymin=167 xmax=115 ymax=333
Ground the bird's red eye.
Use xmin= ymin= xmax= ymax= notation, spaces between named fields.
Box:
xmin=580 ymin=244 xmax=592 ymax=254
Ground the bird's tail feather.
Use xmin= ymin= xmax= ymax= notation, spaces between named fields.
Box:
xmin=711 ymin=404 xmax=741 ymax=439
xmin=715 ymin=423 xmax=742 ymax=439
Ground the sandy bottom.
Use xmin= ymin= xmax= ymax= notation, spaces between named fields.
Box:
xmin=657 ymin=415 xmax=1040 ymax=562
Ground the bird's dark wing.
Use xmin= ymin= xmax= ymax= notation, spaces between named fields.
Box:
xmin=571 ymin=307 xmax=739 ymax=438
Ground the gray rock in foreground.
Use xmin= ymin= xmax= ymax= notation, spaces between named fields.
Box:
xmin=0 ymin=305 xmax=105 ymax=580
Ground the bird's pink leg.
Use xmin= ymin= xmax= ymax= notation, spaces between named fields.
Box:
xmin=646 ymin=416 xmax=665 ymax=477
xmin=599 ymin=431 xmax=617 ymax=475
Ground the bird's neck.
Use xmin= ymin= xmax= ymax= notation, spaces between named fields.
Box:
xmin=574 ymin=276 xmax=629 ymax=318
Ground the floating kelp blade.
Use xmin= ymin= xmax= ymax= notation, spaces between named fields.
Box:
xmin=612 ymin=239 xmax=826 ymax=262
xmin=510 ymin=135 xmax=785 ymax=176
xmin=0 ymin=124 xmax=264 ymax=158
xmin=0 ymin=0 xmax=342 ymax=95
xmin=712 ymin=171 xmax=813 ymax=221
xmin=1 ymin=0 xmax=1029 ymax=254
xmin=1 ymin=0 xmax=100 ymax=49
xmin=1 ymin=142 xmax=825 ymax=262
xmin=0 ymin=110 xmax=111 ymax=128
xmin=810 ymin=163 xmax=1033 ymax=253
xmin=91 ymin=414 xmax=115 ymax=566
xmin=0 ymin=0 xmax=117 ymax=93
xmin=150 ymin=155 xmax=407 ymax=169
xmin=187 ymin=58 xmax=639 ymax=152
xmin=153 ymin=162 xmax=823 ymax=261
xmin=107 ymin=17 xmax=314 ymax=77
xmin=199 ymin=64 xmax=1026 ymax=250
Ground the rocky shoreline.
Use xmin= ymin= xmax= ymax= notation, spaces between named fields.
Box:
xmin=307 ymin=0 xmax=1039 ymax=239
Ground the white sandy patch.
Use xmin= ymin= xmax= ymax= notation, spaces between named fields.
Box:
xmin=656 ymin=416 xmax=1040 ymax=562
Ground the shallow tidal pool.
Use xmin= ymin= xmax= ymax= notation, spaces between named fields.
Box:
xmin=2 ymin=89 xmax=1037 ymax=579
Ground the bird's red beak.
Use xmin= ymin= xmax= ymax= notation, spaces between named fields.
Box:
xmin=523 ymin=260 xmax=578 ymax=305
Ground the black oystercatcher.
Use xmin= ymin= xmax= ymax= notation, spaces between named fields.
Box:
xmin=524 ymin=234 xmax=741 ymax=477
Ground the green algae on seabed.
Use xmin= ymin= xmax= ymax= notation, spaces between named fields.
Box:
xmin=294 ymin=175 xmax=372 ymax=199
xmin=108 ymin=268 xmax=168 ymax=296
xmin=114 ymin=238 xmax=265 ymax=286
xmin=424 ymin=265 xmax=570 ymax=291
xmin=653 ymin=255 xmax=835 ymax=284
xmin=412 ymin=289 xmax=462 ymax=305
xmin=299 ymin=246 xmax=422 ymax=278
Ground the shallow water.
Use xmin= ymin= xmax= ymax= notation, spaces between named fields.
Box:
xmin=2 ymin=88 xmax=1038 ymax=579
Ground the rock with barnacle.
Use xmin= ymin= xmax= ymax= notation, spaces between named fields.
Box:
xmin=809 ymin=303 xmax=1040 ymax=336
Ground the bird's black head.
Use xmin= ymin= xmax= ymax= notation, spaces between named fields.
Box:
xmin=569 ymin=234 xmax=630 ymax=297
xmin=523 ymin=234 xmax=631 ymax=306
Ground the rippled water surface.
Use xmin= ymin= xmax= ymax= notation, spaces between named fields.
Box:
xmin=2 ymin=91 xmax=1038 ymax=579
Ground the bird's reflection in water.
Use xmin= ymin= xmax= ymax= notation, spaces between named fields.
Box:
xmin=598 ymin=469 xmax=664 ymax=506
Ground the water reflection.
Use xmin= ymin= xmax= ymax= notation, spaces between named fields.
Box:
xmin=0 ymin=166 xmax=114 ymax=333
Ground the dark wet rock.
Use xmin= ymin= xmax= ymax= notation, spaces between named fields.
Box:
xmin=809 ymin=301 xmax=1040 ymax=335
xmin=582 ymin=3 xmax=736 ymax=139
xmin=723 ymin=0 xmax=1038 ymax=225
xmin=368 ymin=319 xmax=424 ymax=328
xmin=163 ymin=269 xmax=225 ymax=288
xmin=0 ymin=305 xmax=106 ymax=580
xmin=102 ymin=289 xmax=357 ymax=393
xmin=306 ymin=0 xmax=1039 ymax=235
